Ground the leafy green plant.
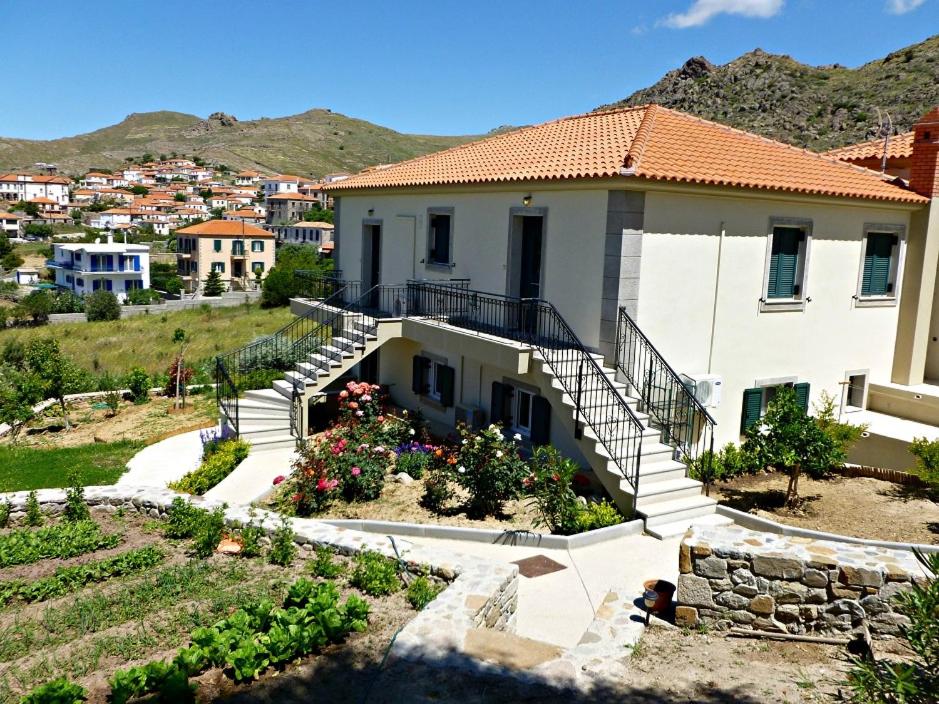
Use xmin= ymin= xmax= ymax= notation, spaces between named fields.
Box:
xmin=85 ymin=290 xmax=121 ymax=322
xmin=169 ymin=439 xmax=249 ymax=495
xmin=162 ymin=497 xmax=205 ymax=539
xmin=350 ymin=551 xmax=400 ymax=596
xmin=846 ymin=549 xmax=938 ymax=703
xmin=0 ymin=546 xmax=164 ymax=606
xmin=420 ymin=464 xmax=454 ymax=513
xmin=124 ymin=366 xmax=151 ymax=404
xmin=0 ymin=520 xmax=119 ymax=568
xmin=688 ymin=442 xmax=760 ymax=495
xmin=25 ymin=490 xmax=43 ymax=526
xmin=267 ymin=517 xmax=297 ymax=566
xmin=63 ymin=470 xmax=90 ymax=523
xmin=394 ymin=446 xmax=431 ymax=479
xmin=237 ymin=513 xmax=264 ymax=558
xmin=454 ymin=424 xmax=527 ymax=517
xmin=909 ymin=436 xmax=939 ymax=495
xmin=524 ymin=446 xmax=581 ymax=534
xmin=406 ymin=576 xmax=443 ymax=610
xmin=192 ymin=506 xmax=226 ymax=559
xmin=577 ymin=500 xmax=623 ymax=532
xmin=309 ymin=545 xmax=345 ymax=578
xmin=0 ymin=498 xmax=11 ymax=528
xmin=20 ymin=677 xmax=86 ymax=703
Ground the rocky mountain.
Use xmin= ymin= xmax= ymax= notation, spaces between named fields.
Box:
xmin=0 ymin=109 xmax=475 ymax=178
xmin=600 ymin=34 xmax=939 ymax=151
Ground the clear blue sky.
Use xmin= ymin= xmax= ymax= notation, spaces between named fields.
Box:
xmin=2 ymin=0 xmax=936 ymax=139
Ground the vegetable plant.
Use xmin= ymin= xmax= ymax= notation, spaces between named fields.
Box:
xmin=350 ymin=551 xmax=400 ymax=596
xmin=0 ymin=521 xmax=119 ymax=568
xmin=20 ymin=678 xmax=86 ymax=703
xmin=267 ymin=517 xmax=297 ymax=566
xmin=406 ymin=576 xmax=443 ymax=610
xmin=25 ymin=490 xmax=42 ymax=526
xmin=63 ymin=470 xmax=90 ymax=523
xmin=309 ymin=545 xmax=345 ymax=578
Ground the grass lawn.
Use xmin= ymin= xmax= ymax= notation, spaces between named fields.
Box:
xmin=0 ymin=303 xmax=294 ymax=376
xmin=0 ymin=440 xmax=144 ymax=492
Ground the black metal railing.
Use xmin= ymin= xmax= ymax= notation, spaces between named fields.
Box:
xmin=295 ymin=268 xmax=344 ymax=300
xmin=215 ymin=356 xmax=240 ymax=438
xmin=615 ymin=307 xmax=716 ymax=491
xmin=406 ymin=281 xmax=645 ymax=495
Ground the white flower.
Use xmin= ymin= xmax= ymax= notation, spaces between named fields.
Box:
xmin=457 ymin=466 xmax=466 ymax=474
xmin=462 ymin=439 xmax=468 ymax=445
xmin=513 ymin=433 xmax=522 ymax=441
xmin=409 ymin=428 xmax=415 ymax=436
xmin=495 ymin=450 xmax=503 ymax=458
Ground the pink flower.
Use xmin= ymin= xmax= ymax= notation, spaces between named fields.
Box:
xmin=374 ymin=446 xmax=385 ymax=454
xmin=351 ymin=467 xmax=362 ymax=476
xmin=339 ymin=390 xmax=349 ymax=399
xmin=347 ymin=401 xmax=359 ymax=410
xmin=272 ymin=475 xmax=285 ymax=485
xmin=355 ymin=410 xmax=364 ymax=417
xmin=377 ymin=415 xmax=385 ymax=423
xmin=361 ymin=394 xmax=372 ymax=402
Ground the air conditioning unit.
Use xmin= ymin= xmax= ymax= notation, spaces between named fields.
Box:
xmin=455 ymin=404 xmax=486 ymax=430
xmin=679 ymin=373 xmax=722 ymax=409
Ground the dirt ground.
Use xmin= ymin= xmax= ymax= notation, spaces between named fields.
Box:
xmin=288 ymin=478 xmax=545 ymax=533
xmin=5 ymin=394 xmax=217 ymax=449
xmin=713 ymin=472 xmax=939 ymax=545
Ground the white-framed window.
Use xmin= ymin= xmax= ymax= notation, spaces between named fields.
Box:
xmin=512 ymin=387 xmax=535 ymax=437
xmin=211 ymin=262 xmax=225 ymax=273
xmin=855 ymin=224 xmax=905 ymax=306
xmin=761 ymin=217 xmax=812 ymax=313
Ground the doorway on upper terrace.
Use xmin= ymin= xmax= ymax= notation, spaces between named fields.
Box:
xmin=507 ymin=210 xmax=545 ymax=301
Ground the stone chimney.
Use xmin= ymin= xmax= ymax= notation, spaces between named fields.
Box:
xmin=910 ymin=107 xmax=939 ymax=198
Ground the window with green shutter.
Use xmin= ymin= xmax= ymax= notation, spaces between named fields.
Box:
xmin=767 ymin=227 xmax=803 ymax=298
xmin=794 ymin=382 xmax=810 ymax=413
xmin=213 ymin=239 xmax=221 ymax=252
xmin=740 ymin=387 xmax=763 ymax=434
xmin=861 ymin=232 xmax=897 ymax=297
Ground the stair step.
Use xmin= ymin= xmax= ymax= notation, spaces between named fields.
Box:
xmin=241 ymin=389 xmax=291 ymax=406
xmin=332 ymin=336 xmax=365 ymax=351
xmin=296 ymin=362 xmax=325 ymax=380
xmin=227 ymin=409 xmax=291 ymax=422
xmin=308 ymin=353 xmax=340 ymax=370
xmin=636 ymin=458 xmax=689 ymax=484
xmin=634 ymin=478 xmax=703 ymax=505
xmin=237 ymin=397 xmax=291 ymax=412
xmin=272 ymin=379 xmax=294 ymax=400
xmin=640 ymin=495 xmax=718 ymax=528
xmin=644 ymin=513 xmax=733 ymax=540
xmin=322 ymin=344 xmax=354 ymax=361
xmin=245 ymin=433 xmax=297 ymax=450
xmin=284 ymin=370 xmax=315 ymax=389
xmin=239 ymin=423 xmax=293 ymax=440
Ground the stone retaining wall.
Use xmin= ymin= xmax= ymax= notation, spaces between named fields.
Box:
xmin=677 ymin=523 xmax=924 ymax=637
xmin=46 ymin=291 xmax=261 ymax=324
xmin=0 ymin=485 xmax=519 ymax=669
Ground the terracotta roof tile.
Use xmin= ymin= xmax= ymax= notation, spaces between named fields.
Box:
xmin=825 ymin=132 xmax=914 ymax=162
xmin=326 ymin=105 xmax=925 ymax=204
xmin=176 ymin=219 xmax=273 ymax=238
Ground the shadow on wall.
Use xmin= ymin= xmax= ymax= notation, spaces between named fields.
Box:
xmin=209 ymin=643 xmax=768 ymax=704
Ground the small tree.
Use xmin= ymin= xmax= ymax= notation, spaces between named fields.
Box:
xmin=169 ymin=327 xmax=190 ymax=409
xmin=742 ymin=386 xmax=837 ymax=507
xmin=24 ymin=339 xmax=87 ymax=428
xmin=0 ymin=365 xmax=43 ymax=441
xmin=203 ymin=269 xmax=225 ymax=296
xmin=909 ymin=437 xmax=939 ymax=495
xmin=85 ymin=290 xmax=121 ymax=321
xmin=130 ymin=185 xmax=149 ymax=196
xmin=20 ymin=290 xmax=52 ymax=324
xmin=174 ymin=192 xmax=186 ymax=202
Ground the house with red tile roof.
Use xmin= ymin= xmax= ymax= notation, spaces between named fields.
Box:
xmin=219 ymin=104 xmax=939 ymax=537
xmin=826 ymin=132 xmax=915 ymax=180
xmin=175 ymin=219 xmax=275 ymax=293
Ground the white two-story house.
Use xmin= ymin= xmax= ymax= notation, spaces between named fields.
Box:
xmin=219 ymin=104 xmax=939 ymax=537
xmin=47 ymin=236 xmax=150 ymax=301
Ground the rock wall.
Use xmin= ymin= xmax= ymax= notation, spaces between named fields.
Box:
xmin=677 ymin=524 xmax=924 ymax=637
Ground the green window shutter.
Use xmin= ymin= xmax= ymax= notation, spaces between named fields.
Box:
xmin=861 ymin=233 xmax=896 ymax=296
xmin=490 ymin=381 xmax=513 ymax=426
xmin=437 ymin=365 xmax=455 ymax=408
xmin=411 ymin=356 xmax=430 ymax=395
xmin=767 ymin=227 xmax=802 ymax=298
xmin=213 ymin=239 xmax=221 ymax=252
xmin=740 ymin=387 xmax=763 ymax=433
xmin=794 ymin=382 xmax=810 ymax=413
xmin=530 ymin=395 xmax=552 ymax=446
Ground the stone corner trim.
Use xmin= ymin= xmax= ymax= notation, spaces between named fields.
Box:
xmin=676 ymin=524 xmax=923 ymax=637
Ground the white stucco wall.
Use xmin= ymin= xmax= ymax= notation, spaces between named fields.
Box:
xmin=639 ymin=189 xmax=914 ymax=445
xmin=336 ymin=188 xmax=609 ymax=346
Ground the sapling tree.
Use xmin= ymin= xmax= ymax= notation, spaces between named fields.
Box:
xmin=742 ymin=386 xmax=837 ymax=507
xmin=24 ymin=339 xmax=87 ymax=429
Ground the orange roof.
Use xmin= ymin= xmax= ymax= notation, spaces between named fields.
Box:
xmin=292 ymin=220 xmax=333 ymax=228
xmin=176 ymin=219 xmax=274 ymax=238
xmin=0 ymin=211 xmax=22 ymax=219
xmin=326 ymin=105 xmax=925 ymax=204
xmin=0 ymin=173 xmax=69 ymax=184
xmin=28 ymin=197 xmax=56 ymax=204
xmin=267 ymin=192 xmax=316 ymax=201
xmin=825 ymin=132 xmax=915 ymax=162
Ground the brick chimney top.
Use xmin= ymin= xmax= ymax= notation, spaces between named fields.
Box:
xmin=911 ymin=107 xmax=939 ymax=198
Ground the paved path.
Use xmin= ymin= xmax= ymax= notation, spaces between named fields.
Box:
xmin=118 ymin=429 xmax=204 ymax=488
xmin=205 ymin=447 xmax=297 ymax=505
xmin=391 ymin=531 xmax=682 ymax=649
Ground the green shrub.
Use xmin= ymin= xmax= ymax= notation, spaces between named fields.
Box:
xmin=192 ymin=506 xmax=226 ymax=559
xmin=63 ymin=470 xmax=90 ymax=523
xmin=420 ymin=466 xmax=454 ymax=513
xmin=310 ymin=545 xmax=345 ymax=578
xmin=909 ymin=437 xmax=939 ymax=495
xmin=162 ymin=497 xmax=205 ymax=539
xmin=0 ymin=498 xmax=10 ymax=528
xmin=688 ymin=442 xmax=760 ymax=493
xmin=124 ymin=367 xmax=150 ymax=404
xmin=577 ymin=500 xmax=623 ymax=532
xmin=406 ymin=576 xmax=443 ymax=610
xmin=394 ymin=448 xmax=431 ymax=479
xmin=126 ymin=287 xmax=162 ymax=306
xmin=169 ymin=439 xmax=249 ymax=495
xmin=0 ymin=521 xmax=120 ymax=568
xmin=350 ymin=551 xmax=400 ymax=596
xmin=237 ymin=513 xmax=264 ymax=558
xmin=846 ymin=549 xmax=938 ymax=703
xmin=85 ymin=290 xmax=121 ymax=322
xmin=524 ymin=446 xmax=581 ymax=534
xmin=25 ymin=490 xmax=42 ymax=526
xmin=454 ymin=424 xmax=527 ymax=517
xmin=268 ymin=517 xmax=297 ymax=566
xmin=20 ymin=677 xmax=87 ymax=703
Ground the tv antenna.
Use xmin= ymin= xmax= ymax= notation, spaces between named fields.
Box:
xmin=875 ymin=108 xmax=893 ymax=174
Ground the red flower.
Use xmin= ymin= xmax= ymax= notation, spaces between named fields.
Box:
xmin=291 ymin=493 xmax=302 ymax=503
xmin=272 ymin=475 xmax=285 ymax=485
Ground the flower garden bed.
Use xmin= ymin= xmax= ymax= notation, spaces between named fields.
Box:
xmin=268 ymin=380 xmax=625 ymax=537
xmin=0 ymin=489 xmax=428 ymax=703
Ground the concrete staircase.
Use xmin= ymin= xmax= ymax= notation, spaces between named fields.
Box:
xmin=226 ymin=389 xmax=294 ymax=450
xmin=532 ymin=350 xmax=726 ymax=539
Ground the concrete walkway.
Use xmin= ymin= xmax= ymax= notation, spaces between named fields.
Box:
xmin=118 ymin=429 xmax=204 ymax=488
xmin=205 ymin=446 xmax=297 ymax=505
xmin=391 ymin=531 xmax=682 ymax=649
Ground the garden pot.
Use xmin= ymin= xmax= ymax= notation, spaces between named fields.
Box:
xmin=643 ymin=578 xmax=676 ymax=613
